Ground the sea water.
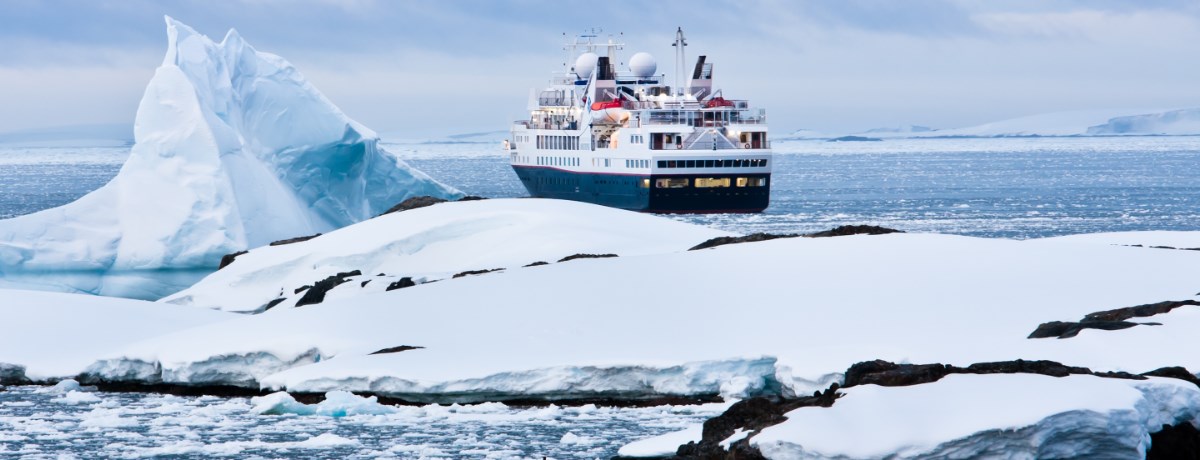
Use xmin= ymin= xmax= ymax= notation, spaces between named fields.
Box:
xmin=3 ymin=136 xmax=1200 ymax=457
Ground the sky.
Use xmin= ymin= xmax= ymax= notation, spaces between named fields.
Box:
xmin=0 ymin=0 xmax=1198 ymax=137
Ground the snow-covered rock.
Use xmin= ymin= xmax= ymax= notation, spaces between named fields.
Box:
xmin=162 ymin=199 xmax=731 ymax=312
xmin=0 ymin=17 xmax=459 ymax=300
xmin=75 ymin=227 xmax=1200 ymax=400
xmin=753 ymin=374 xmax=1200 ymax=459
xmin=0 ymin=289 xmax=233 ymax=382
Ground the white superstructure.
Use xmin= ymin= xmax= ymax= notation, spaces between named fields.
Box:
xmin=508 ymin=28 xmax=772 ymax=213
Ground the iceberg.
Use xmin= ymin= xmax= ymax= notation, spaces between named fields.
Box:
xmin=0 ymin=17 xmax=460 ymax=299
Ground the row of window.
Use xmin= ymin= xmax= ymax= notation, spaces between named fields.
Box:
xmin=655 ymin=177 xmax=767 ymax=189
xmin=538 ymin=156 xmax=579 ymax=167
xmin=657 ymin=158 xmax=767 ymax=169
xmin=624 ymin=159 xmax=650 ymax=168
xmin=538 ymin=135 xmax=579 ymax=150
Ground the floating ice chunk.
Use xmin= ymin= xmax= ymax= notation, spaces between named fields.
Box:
xmin=52 ymin=390 xmax=101 ymax=404
xmin=292 ymin=433 xmax=360 ymax=448
xmin=559 ymin=432 xmax=598 ymax=446
xmin=37 ymin=379 xmax=97 ymax=394
xmin=251 ymin=391 xmax=316 ymax=415
xmin=252 ymin=390 xmax=395 ymax=417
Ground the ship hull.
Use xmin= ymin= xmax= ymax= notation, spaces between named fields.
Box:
xmin=511 ymin=165 xmax=769 ymax=213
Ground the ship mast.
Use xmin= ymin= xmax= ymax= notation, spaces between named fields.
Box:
xmin=671 ymin=27 xmax=687 ymax=96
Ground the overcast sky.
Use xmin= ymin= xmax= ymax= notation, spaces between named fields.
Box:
xmin=0 ymin=0 xmax=1197 ymax=136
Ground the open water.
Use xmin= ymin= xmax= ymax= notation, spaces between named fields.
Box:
xmin=2 ymin=136 xmax=1199 ymax=458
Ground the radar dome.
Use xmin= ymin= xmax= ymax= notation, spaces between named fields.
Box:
xmin=574 ymin=52 xmax=599 ymax=79
xmin=629 ymin=52 xmax=657 ymax=78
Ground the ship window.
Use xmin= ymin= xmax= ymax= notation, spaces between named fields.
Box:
xmin=641 ymin=178 xmax=650 ymax=188
xmin=667 ymin=160 xmax=677 ymax=168
xmin=695 ymin=177 xmax=731 ymax=188
xmin=655 ymin=178 xmax=689 ymax=188
xmin=736 ymin=177 xmax=748 ymax=187
xmin=703 ymin=160 xmax=713 ymax=168
xmin=722 ymin=160 xmax=733 ymax=167
xmin=657 ymin=160 xmax=666 ymax=168
xmin=685 ymin=160 xmax=696 ymax=168
xmin=752 ymin=177 xmax=766 ymax=187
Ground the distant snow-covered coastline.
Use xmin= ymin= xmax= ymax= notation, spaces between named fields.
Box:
xmin=785 ymin=107 xmax=1200 ymax=140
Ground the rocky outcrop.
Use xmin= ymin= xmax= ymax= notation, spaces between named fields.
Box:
xmin=378 ymin=195 xmax=488 ymax=217
xmin=689 ymin=233 xmax=799 ymax=251
xmin=671 ymin=387 xmax=840 ymax=459
xmin=1029 ymin=300 xmax=1200 ymax=339
xmin=663 ymin=359 xmax=1188 ymax=458
xmin=558 ymin=253 xmax=618 ymax=263
xmin=385 ymin=277 xmax=416 ymax=291
xmin=269 ymin=233 xmax=322 ymax=246
xmin=1148 ymin=422 xmax=1200 ymax=459
xmin=452 ymin=268 xmax=503 ymax=279
xmin=294 ymin=270 xmax=362 ymax=307
xmin=379 ymin=196 xmax=448 ymax=216
xmin=524 ymin=261 xmax=549 ymax=267
xmin=368 ymin=345 xmax=424 ymax=355
xmin=689 ymin=226 xmax=903 ymax=251
xmin=217 ymin=250 xmax=248 ymax=269
xmin=806 ymin=224 xmax=902 ymax=238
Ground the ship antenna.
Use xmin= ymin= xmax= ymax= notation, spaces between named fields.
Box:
xmin=671 ymin=27 xmax=687 ymax=96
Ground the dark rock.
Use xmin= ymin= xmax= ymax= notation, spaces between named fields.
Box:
xmin=263 ymin=297 xmax=287 ymax=311
xmin=1142 ymin=367 xmax=1200 ymax=388
xmin=1030 ymin=300 xmax=1199 ymax=339
xmin=218 ymin=250 xmax=248 ymax=269
xmin=965 ymin=360 xmax=1091 ymax=378
xmin=671 ymin=386 xmax=840 ymax=459
xmin=368 ymin=345 xmax=424 ymax=355
xmin=689 ymin=233 xmax=800 ymax=251
xmin=269 ymin=233 xmax=322 ymax=246
xmin=557 ymin=253 xmax=618 ymax=263
xmin=295 ymin=270 xmax=362 ymax=307
xmin=385 ymin=277 xmax=416 ymax=291
xmin=523 ymin=261 xmax=549 ymax=267
xmin=806 ymin=225 xmax=903 ymax=238
xmin=294 ymin=285 xmax=311 ymax=294
xmin=456 ymin=195 xmax=487 ymax=202
xmin=1148 ymin=422 xmax=1200 ymax=460
xmin=843 ymin=360 xmax=950 ymax=387
xmin=379 ymin=196 xmax=448 ymax=216
xmin=1084 ymin=300 xmax=1200 ymax=322
xmin=360 ymin=280 xmax=371 ymax=288
xmin=452 ymin=268 xmax=503 ymax=278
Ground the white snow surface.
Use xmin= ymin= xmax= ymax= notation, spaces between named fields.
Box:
xmin=162 ymin=198 xmax=732 ymax=312
xmin=0 ymin=289 xmax=233 ymax=381
xmin=753 ymin=374 xmax=1200 ymax=459
xmin=0 ymin=17 xmax=458 ymax=299
xmin=618 ymin=424 xmax=704 ymax=457
xmin=74 ymin=224 xmax=1200 ymax=400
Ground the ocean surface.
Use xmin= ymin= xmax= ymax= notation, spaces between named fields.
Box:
xmin=3 ymin=136 xmax=1200 ymax=458
xmin=5 ymin=137 xmax=1200 ymax=238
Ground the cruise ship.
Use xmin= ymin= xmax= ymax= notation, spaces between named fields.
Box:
xmin=506 ymin=28 xmax=771 ymax=213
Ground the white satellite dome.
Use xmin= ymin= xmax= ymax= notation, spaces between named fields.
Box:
xmin=629 ymin=52 xmax=656 ymax=78
xmin=574 ymin=52 xmax=599 ymax=79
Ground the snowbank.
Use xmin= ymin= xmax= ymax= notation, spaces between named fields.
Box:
xmin=753 ymin=374 xmax=1200 ymax=459
xmin=0 ymin=17 xmax=458 ymax=299
xmin=79 ymin=228 xmax=1200 ymax=400
xmin=162 ymin=198 xmax=732 ymax=312
xmin=0 ymin=289 xmax=233 ymax=381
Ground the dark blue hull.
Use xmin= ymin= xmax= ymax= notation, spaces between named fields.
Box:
xmin=512 ymin=165 xmax=769 ymax=213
